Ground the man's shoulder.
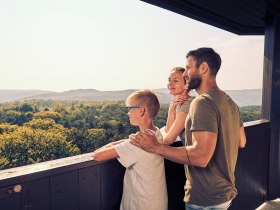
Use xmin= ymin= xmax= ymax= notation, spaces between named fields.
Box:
xmin=193 ymin=90 xmax=240 ymax=115
xmin=189 ymin=93 xmax=220 ymax=116
xmin=180 ymin=96 xmax=196 ymax=106
xmin=191 ymin=94 xmax=213 ymax=106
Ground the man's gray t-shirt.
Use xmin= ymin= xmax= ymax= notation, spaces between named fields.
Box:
xmin=184 ymin=89 xmax=242 ymax=206
xmin=114 ymin=128 xmax=167 ymax=210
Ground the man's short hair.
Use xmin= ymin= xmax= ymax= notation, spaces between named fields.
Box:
xmin=126 ymin=89 xmax=160 ymax=119
xmin=186 ymin=47 xmax=221 ymax=76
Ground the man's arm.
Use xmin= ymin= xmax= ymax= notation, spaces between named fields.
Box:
xmin=130 ymin=130 xmax=217 ymax=167
xmin=186 ymin=131 xmax=217 ymax=167
xmin=239 ymin=125 xmax=246 ymax=148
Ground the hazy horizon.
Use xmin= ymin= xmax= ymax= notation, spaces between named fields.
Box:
xmin=0 ymin=87 xmax=263 ymax=93
xmin=0 ymin=0 xmax=264 ymax=92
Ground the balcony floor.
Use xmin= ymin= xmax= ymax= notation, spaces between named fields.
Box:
xmin=256 ymin=198 xmax=280 ymax=210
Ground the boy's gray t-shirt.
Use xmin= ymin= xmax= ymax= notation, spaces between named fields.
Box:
xmin=114 ymin=128 xmax=167 ymax=210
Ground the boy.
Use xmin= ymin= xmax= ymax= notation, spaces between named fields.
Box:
xmin=93 ymin=89 xmax=167 ymax=210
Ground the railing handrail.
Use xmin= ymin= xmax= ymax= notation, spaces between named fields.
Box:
xmin=244 ymin=119 xmax=269 ymax=127
xmin=0 ymin=119 xmax=270 ymax=187
xmin=0 ymin=152 xmax=99 ymax=187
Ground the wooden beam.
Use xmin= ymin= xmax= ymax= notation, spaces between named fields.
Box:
xmin=262 ymin=14 xmax=280 ymax=199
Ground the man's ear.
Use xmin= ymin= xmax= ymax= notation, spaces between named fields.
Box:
xmin=200 ymin=62 xmax=209 ymax=74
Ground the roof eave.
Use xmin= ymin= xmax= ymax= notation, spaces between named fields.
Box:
xmin=141 ymin=0 xmax=265 ymax=35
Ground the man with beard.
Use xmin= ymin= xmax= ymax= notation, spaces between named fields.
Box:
xmin=130 ymin=47 xmax=246 ymax=210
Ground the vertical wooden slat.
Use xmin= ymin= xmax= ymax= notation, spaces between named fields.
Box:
xmin=79 ymin=164 xmax=101 ymax=210
xmin=100 ymin=159 xmax=125 ymax=210
xmin=50 ymin=171 xmax=79 ymax=210
xmin=21 ymin=177 xmax=50 ymax=210
xmin=0 ymin=193 xmax=20 ymax=210
xmin=262 ymin=14 xmax=280 ymax=199
xmin=231 ymin=122 xmax=270 ymax=210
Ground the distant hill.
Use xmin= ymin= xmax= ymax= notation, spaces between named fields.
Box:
xmin=0 ymin=88 xmax=262 ymax=107
xmin=224 ymin=89 xmax=262 ymax=107
xmin=0 ymin=90 xmax=54 ymax=102
xmin=22 ymin=89 xmax=173 ymax=104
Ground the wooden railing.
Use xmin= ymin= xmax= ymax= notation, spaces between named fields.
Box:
xmin=0 ymin=153 xmax=125 ymax=210
xmin=231 ymin=120 xmax=270 ymax=209
xmin=0 ymin=120 xmax=270 ymax=210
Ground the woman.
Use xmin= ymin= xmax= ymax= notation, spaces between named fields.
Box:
xmin=162 ymin=67 xmax=195 ymax=210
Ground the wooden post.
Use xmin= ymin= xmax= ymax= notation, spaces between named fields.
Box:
xmin=262 ymin=14 xmax=280 ymax=199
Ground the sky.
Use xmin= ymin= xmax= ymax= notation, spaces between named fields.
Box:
xmin=0 ymin=0 xmax=264 ymax=92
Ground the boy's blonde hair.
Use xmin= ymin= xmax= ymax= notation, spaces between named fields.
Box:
xmin=126 ymin=89 xmax=160 ymax=119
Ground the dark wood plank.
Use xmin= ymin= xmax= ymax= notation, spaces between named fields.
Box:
xmin=0 ymin=193 xmax=20 ymax=210
xmin=79 ymin=165 xmax=101 ymax=210
xmin=231 ymin=121 xmax=270 ymax=210
xmin=20 ymin=177 xmax=50 ymax=210
xmin=100 ymin=159 xmax=125 ymax=210
xmin=50 ymin=171 xmax=79 ymax=210
xmin=262 ymin=14 xmax=280 ymax=199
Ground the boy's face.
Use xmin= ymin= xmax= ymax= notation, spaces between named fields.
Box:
xmin=126 ymin=98 xmax=142 ymax=126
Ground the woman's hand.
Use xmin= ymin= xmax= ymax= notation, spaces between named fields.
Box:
xmin=170 ymin=94 xmax=189 ymax=110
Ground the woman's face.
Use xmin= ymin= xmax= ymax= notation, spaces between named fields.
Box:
xmin=167 ymin=70 xmax=186 ymax=96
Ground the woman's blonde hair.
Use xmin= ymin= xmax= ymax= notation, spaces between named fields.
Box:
xmin=126 ymin=89 xmax=160 ymax=118
xmin=171 ymin=67 xmax=186 ymax=84
xmin=171 ymin=67 xmax=185 ymax=74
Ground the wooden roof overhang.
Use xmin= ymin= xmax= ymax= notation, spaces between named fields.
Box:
xmin=141 ymin=0 xmax=280 ymax=35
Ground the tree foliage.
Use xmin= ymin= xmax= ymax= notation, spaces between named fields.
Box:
xmin=0 ymin=100 xmax=260 ymax=170
xmin=33 ymin=111 xmax=62 ymax=122
xmin=240 ymin=105 xmax=261 ymax=122
xmin=0 ymin=124 xmax=80 ymax=170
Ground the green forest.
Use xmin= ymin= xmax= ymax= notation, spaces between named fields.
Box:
xmin=0 ymin=100 xmax=260 ymax=170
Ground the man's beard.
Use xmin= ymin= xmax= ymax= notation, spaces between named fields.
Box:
xmin=186 ymin=74 xmax=202 ymax=91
